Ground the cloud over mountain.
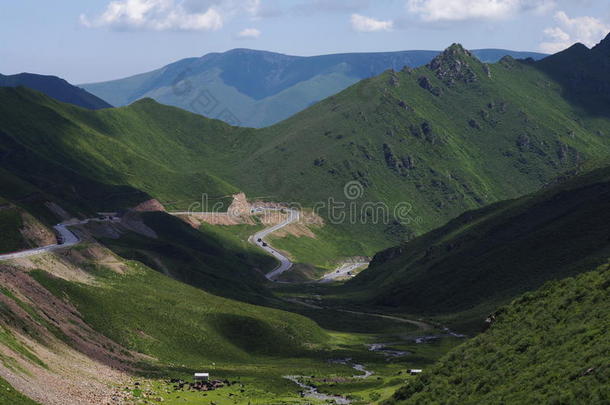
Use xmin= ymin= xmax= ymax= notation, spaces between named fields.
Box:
xmin=540 ymin=11 xmax=610 ymax=53
xmin=350 ymin=14 xmax=393 ymax=32
xmin=80 ymin=0 xmax=260 ymax=31
xmin=236 ymin=27 xmax=261 ymax=38
xmin=406 ymin=0 xmax=555 ymax=22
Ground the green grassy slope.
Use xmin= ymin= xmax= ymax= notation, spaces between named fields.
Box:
xmin=32 ymin=263 xmax=327 ymax=365
xmin=344 ymin=163 xmax=610 ymax=330
xmin=0 ymin=90 xmax=277 ymax=299
xmin=385 ymin=263 xmax=610 ymax=405
xmin=0 ymin=87 xmax=239 ymax=212
xmin=8 ymin=249 xmax=450 ymax=405
xmin=0 ymin=206 xmax=26 ymax=254
xmin=220 ymin=44 xmax=610 ymax=257
xmin=0 ymin=134 xmax=150 ymax=220
xmin=197 ymin=218 xmax=276 ymax=270
xmin=100 ymin=212 xmax=275 ymax=303
xmin=3 ymin=42 xmax=610 ymax=262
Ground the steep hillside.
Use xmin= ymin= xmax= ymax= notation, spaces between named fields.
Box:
xmin=0 ymin=199 xmax=54 ymax=254
xmin=82 ymin=48 xmax=546 ymax=127
xmin=3 ymin=40 xmax=610 ymax=263
xmin=0 ymin=87 xmax=239 ymax=212
xmin=221 ymin=41 xmax=610 ymax=259
xmin=536 ymin=32 xmax=610 ymax=117
xmin=98 ymin=211 xmax=277 ymax=303
xmin=385 ymin=264 xmax=610 ymax=404
xmin=0 ymin=239 xmax=330 ymax=404
xmin=0 ymin=73 xmax=112 ymax=110
xmin=344 ymin=163 xmax=610 ymax=329
xmin=0 ymin=92 xmax=276 ymax=302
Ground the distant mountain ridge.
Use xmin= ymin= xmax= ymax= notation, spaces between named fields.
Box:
xmin=82 ymin=48 xmax=546 ymax=127
xmin=0 ymin=72 xmax=112 ymax=110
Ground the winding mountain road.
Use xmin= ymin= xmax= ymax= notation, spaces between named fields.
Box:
xmin=3 ymin=206 xmax=362 ymax=285
xmin=176 ymin=207 xmax=301 ymax=281
xmin=245 ymin=209 xmax=370 ymax=283
xmin=0 ymin=217 xmax=118 ymax=261
xmin=248 ymin=209 xmax=300 ymax=280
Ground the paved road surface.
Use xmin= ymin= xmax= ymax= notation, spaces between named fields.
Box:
xmin=0 ymin=217 xmax=119 ymax=261
xmin=318 ymin=261 xmax=369 ymax=283
xmin=169 ymin=208 xmax=300 ymax=281
xmin=248 ymin=209 xmax=300 ymax=280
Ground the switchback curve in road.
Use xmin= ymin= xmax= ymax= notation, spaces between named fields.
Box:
xmin=0 ymin=217 xmax=119 ymax=261
xmin=248 ymin=209 xmax=300 ymax=281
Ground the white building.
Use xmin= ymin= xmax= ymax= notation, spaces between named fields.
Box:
xmin=194 ymin=373 xmax=209 ymax=381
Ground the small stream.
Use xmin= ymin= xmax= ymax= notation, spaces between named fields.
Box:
xmin=367 ymin=343 xmax=411 ymax=358
xmin=412 ymin=327 xmax=467 ymax=344
xmin=284 ymin=375 xmax=351 ymax=404
xmin=284 ymin=359 xmax=373 ymax=404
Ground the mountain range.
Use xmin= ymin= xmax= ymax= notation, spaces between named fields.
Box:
xmin=81 ymin=48 xmax=546 ymax=127
xmin=2 ymin=41 xmax=608 ymax=264
xmin=1 ymin=36 xmax=609 ymax=405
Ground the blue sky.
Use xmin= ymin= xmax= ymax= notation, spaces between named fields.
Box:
xmin=1 ymin=0 xmax=609 ymax=83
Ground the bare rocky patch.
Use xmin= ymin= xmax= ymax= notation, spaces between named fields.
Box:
xmin=132 ymin=199 xmax=166 ymax=213
xmin=272 ymin=210 xmax=324 ymax=239
xmin=19 ymin=212 xmax=56 ymax=248
xmin=0 ymin=263 xmax=146 ymax=404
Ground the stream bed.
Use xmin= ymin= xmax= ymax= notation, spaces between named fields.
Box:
xmin=284 ymin=359 xmax=373 ymax=404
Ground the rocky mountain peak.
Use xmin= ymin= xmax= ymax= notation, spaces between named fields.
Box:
xmin=427 ymin=43 xmax=479 ymax=85
xmin=442 ymin=43 xmax=473 ymax=58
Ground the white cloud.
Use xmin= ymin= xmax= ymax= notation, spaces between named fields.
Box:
xmin=236 ymin=27 xmax=261 ymax=38
xmin=351 ymin=14 xmax=393 ymax=32
xmin=80 ymin=0 xmax=260 ymax=31
xmin=540 ymin=11 xmax=610 ymax=53
xmin=406 ymin=0 xmax=556 ymax=22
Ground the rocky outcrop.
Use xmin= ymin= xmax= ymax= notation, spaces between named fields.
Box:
xmin=397 ymin=100 xmax=411 ymax=111
xmin=556 ymin=142 xmax=581 ymax=164
xmin=516 ymin=134 xmax=530 ymax=150
xmin=468 ymin=118 xmax=481 ymax=130
xmin=382 ymin=144 xmax=416 ymax=176
xmin=427 ymin=43 xmax=478 ymax=85
xmin=401 ymin=155 xmax=416 ymax=170
xmin=418 ymin=76 xmax=442 ymax=96
xmin=358 ymin=144 xmax=375 ymax=161
xmin=388 ymin=71 xmax=400 ymax=87
xmin=383 ymin=143 xmax=398 ymax=171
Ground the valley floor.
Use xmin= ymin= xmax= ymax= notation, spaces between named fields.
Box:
xmin=0 ymin=210 xmax=463 ymax=405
